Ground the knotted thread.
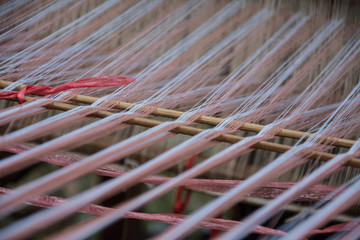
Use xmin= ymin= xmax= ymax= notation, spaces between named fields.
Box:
xmin=0 ymin=76 xmax=135 ymax=103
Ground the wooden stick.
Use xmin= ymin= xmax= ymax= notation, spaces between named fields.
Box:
xmin=72 ymin=96 xmax=355 ymax=148
xmin=0 ymin=81 xmax=359 ymax=167
xmin=0 ymin=79 xmax=355 ymax=148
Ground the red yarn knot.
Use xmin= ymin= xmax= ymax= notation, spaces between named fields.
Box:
xmin=0 ymin=75 xmax=135 ymax=104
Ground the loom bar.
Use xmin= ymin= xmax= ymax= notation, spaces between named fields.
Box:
xmin=0 ymin=79 xmax=356 ymax=149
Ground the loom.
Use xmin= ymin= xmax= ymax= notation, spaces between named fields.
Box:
xmin=0 ymin=0 xmax=359 ymax=239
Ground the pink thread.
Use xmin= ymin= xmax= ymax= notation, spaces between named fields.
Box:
xmin=0 ymin=187 xmax=353 ymax=236
xmin=0 ymin=75 xmax=135 ymax=103
xmin=311 ymin=222 xmax=360 ymax=234
xmin=0 ymin=187 xmax=286 ymax=235
xmin=2 ymin=144 xmax=341 ymax=201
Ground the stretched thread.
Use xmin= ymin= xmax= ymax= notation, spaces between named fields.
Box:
xmin=1 ymin=1 xmax=359 ymax=238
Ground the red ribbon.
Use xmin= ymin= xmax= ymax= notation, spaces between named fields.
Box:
xmin=173 ymin=155 xmax=195 ymax=214
xmin=0 ymin=75 xmax=135 ymax=103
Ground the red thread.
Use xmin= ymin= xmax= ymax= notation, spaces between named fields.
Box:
xmin=173 ymin=155 xmax=195 ymax=214
xmin=210 ymin=213 xmax=223 ymax=239
xmin=0 ymin=75 xmax=135 ymax=103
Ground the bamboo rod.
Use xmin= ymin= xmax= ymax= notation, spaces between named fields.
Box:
xmin=0 ymin=81 xmax=359 ymax=167
xmin=72 ymin=95 xmax=356 ymax=148
xmin=0 ymin=79 xmax=355 ymax=148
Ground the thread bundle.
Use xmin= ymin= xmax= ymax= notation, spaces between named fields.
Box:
xmin=0 ymin=0 xmax=359 ymax=239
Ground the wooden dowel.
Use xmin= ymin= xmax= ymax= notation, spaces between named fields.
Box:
xmin=72 ymin=94 xmax=355 ymax=148
xmin=0 ymin=83 xmax=359 ymax=168
xmin=0 ymin=79 xmax=355 ymax=149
